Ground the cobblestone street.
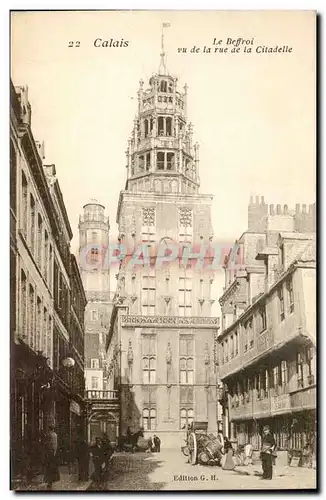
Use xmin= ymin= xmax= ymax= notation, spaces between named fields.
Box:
xmin=87 ymin=450 xmax=317 ymax=491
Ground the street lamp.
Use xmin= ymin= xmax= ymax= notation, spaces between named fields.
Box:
xmin=62 ymin=357 xmax=75 ymax=369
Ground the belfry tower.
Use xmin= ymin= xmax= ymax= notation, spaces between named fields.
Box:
xmin=108 ymin=29 xmax=220 ymax=447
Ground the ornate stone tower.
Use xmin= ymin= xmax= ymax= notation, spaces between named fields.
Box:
xmin=108 ymin=36 xmax=220 ymax=447
xmin=79 ymin=201 xmax=113 ymax=399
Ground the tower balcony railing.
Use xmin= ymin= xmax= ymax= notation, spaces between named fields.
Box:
xmin=79 ymin=214 xmax=109 ymax=224
xmin=85 ymin=390 xmax=119 ymax=400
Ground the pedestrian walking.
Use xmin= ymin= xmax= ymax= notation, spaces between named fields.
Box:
xmin=222 ymin=437 xmax=235 ymax=470
xmin=101 ymin=434 xmax=113 ymax=471
xmin=75 ymin=437 xmax=90 ymax=482
xmin=260 ymin=425 xmax=276 ymax=480
xmin=153 ymin=435 xmax=161 ymax=453
xmin=43 ymin=425 xmax=60 ymax=490
xmin=90 ymin=437 xmax=104 ymax=483
xmin=126 ymin=426 xmax=132 ymax=445
xmin=148 ymin=436 xmax=154 ymax=452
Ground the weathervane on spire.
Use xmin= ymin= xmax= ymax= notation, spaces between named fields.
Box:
xmin=159 ymin=22 xmax=171 ymax=75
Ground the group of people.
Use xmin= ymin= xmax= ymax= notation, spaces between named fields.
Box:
xmin=42 ymin=426 xmax=114 ymax=489
xmin=148 ymin=434 xmax=161 ymax=453
xmin=215 ymin=425 xmax=276 ymax=480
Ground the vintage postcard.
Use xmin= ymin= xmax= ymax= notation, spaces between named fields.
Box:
xmin=10 ymin=10 xmax=316 ymax=491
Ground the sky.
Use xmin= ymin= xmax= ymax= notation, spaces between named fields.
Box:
xmin=10 ymin=10 xmax=316 ymax=310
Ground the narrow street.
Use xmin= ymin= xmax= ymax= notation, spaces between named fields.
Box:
xmin=87 ymin=450 xmax=317 ymax=491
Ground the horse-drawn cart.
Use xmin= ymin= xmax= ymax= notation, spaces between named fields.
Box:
xmin=181 ymin=421 xmax=223 ymax=466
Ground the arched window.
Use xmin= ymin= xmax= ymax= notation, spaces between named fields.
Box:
xmin=157 ymin=152 xmax=164 ymax=170
xmin=158 ymin=117 xmax=164 ymax=136
xmin=166 ymin=117 xmax=172 ymax=136
xmin=180 ymin=408 xmax=194 ymax=429
xmin=166 ymin=152 xmax=174 ymax=170
xmin=142 ymin=356 xmax=156 ymax=384
xmin=160 ymin=80 xmax=167 ymax=92
xmin=142 ymin=408 xmax=149 ymax=430
xmin=144 ymin=119 xmax=149 ymax=138
xmin=143 ymin=408 xmax=156 ymax=430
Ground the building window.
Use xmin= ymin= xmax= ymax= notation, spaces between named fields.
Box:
xmin=278 ymin=286 xmax=285 ymax=321
xmin=28 ymin=284 xmax=35 ymax=349
xmin=286 ymin=278 xmax=294 ymax=313
xmin=21 ymin=170 xmax=28 ymax=236
xmin=305 ymin=346 xmax=315 ymax=385
xmin=91 ymin=359 xmax=99 ymax=369
xmin=180 ymin=408 xmax=194 ymax=430
xmin=91 ymin=310 xmax=98 ymax=321
xmin=178 ymin=276 xmax=192 ymax=316
xmin=296 ymin=352 xmax=304 ymax=388
xmin=221 ymin=342 xmax=224 ymax=364
xmin=91 ymin=376 xmax=99 ymax=389
xmin=142 ymin=335 xmax=156 ymax=383
xmin=234 ymin=331 xmax=239 ymax=356
xmin=30 ymin=194 xmax=35 ymax=254
xmin=179 ymin=337 xmax=194 ymax=384
xmin=142 ymin=408 xmax=156 ymax=431
xmin=281 ymin=360 xmax=288 ymax=386
xmin=20 ymin=269 xmax=27 ymax=336
xmin=142 ymin=274 xmax=156 ymax=316
xmin=258 ymin=306 xmax=267 ymax=333
xmin=90 ymin=247 xmax=99 ymax=264
xmin=230 ymin=335 xmax=234 ymax=359
xmin=142 ymin=356 xmax=156 ymax=384
xmin=224 ymin=338 xmax=229 ymax=362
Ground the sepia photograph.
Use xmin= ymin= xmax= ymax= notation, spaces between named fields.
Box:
xmin=9 ymin=9 xmax=316 ymax=491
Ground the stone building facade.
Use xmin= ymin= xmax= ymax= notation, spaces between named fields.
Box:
xmin=106 ymin=55 xmax=219 ymax=447
xmin=10 ymin=81 xmax=87 ymax=478
xmin=217 ymin=196 xmax=316 ymax=466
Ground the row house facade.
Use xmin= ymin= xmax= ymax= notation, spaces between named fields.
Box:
xmin=217 ymin=196 xmax=316 ymax=467
xmin=106 ymin=51 xmax=219 ymax=448
xmin=10 ymin=81 xmax=87 ymax=479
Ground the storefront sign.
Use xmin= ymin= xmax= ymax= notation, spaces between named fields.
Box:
xmin=271 ymin=394 xmax=291 ymax=414
xmin=70 ymin=401 xmax=81 ymax=415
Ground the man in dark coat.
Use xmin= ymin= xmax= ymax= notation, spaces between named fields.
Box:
xmin=75 ymin=437 xmax=90 ymax=482
xmin=90 ymin=437 xmax=104 ymax=483
xmin=43 ymin=425 xmax=60 ymax=490
xmin=101 ymin=434 xmax=113 ymax=471
xmin=153 ymin=435 xmax=161 ymax=453
xmin=261 ymin=425 xmax=276 ymax=479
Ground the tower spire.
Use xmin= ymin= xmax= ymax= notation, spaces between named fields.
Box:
xmin=159 ymin=22 xmax=171 ymax=75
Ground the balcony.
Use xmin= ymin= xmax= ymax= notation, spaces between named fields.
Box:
xmin=85 ymin=390 xmax=119 ymax=400
xmin=290 ymin=386 xmax=316 ymax=411
xmin=121 ymin=315 xmax=219 ymax=329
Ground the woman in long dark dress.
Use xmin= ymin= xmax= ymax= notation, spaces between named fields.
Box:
xmin=222 ymin=437 xmax=235 ymax=470
xmin=260 ymin=425 xmax=276 ymax=480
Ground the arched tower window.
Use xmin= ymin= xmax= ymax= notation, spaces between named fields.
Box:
xmin=144 ymin=119 xmax=149 ymax=138
xmin=158 ymin=117 xmax=164 ymax=136
xmin=160 ymin=80 xmax=167 ymax=92
xmin=166 ymin=153 xmax=175 ymax=171
xmin=157 ymin=152 xmax=164 ymax=170
xmin=166 ymin=117 xmax=172 ymax=136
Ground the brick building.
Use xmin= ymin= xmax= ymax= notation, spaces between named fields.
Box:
xmin=10 ymin=81 xmax=87 ymax=478
xmin=217 ymin=196 xmax=316 ymax=466
xmin=106 ymin=51 xmax=219 ymax=447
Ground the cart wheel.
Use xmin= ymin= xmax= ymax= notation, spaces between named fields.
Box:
xmin=188 ymin=432 xmax=197 ymax=465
